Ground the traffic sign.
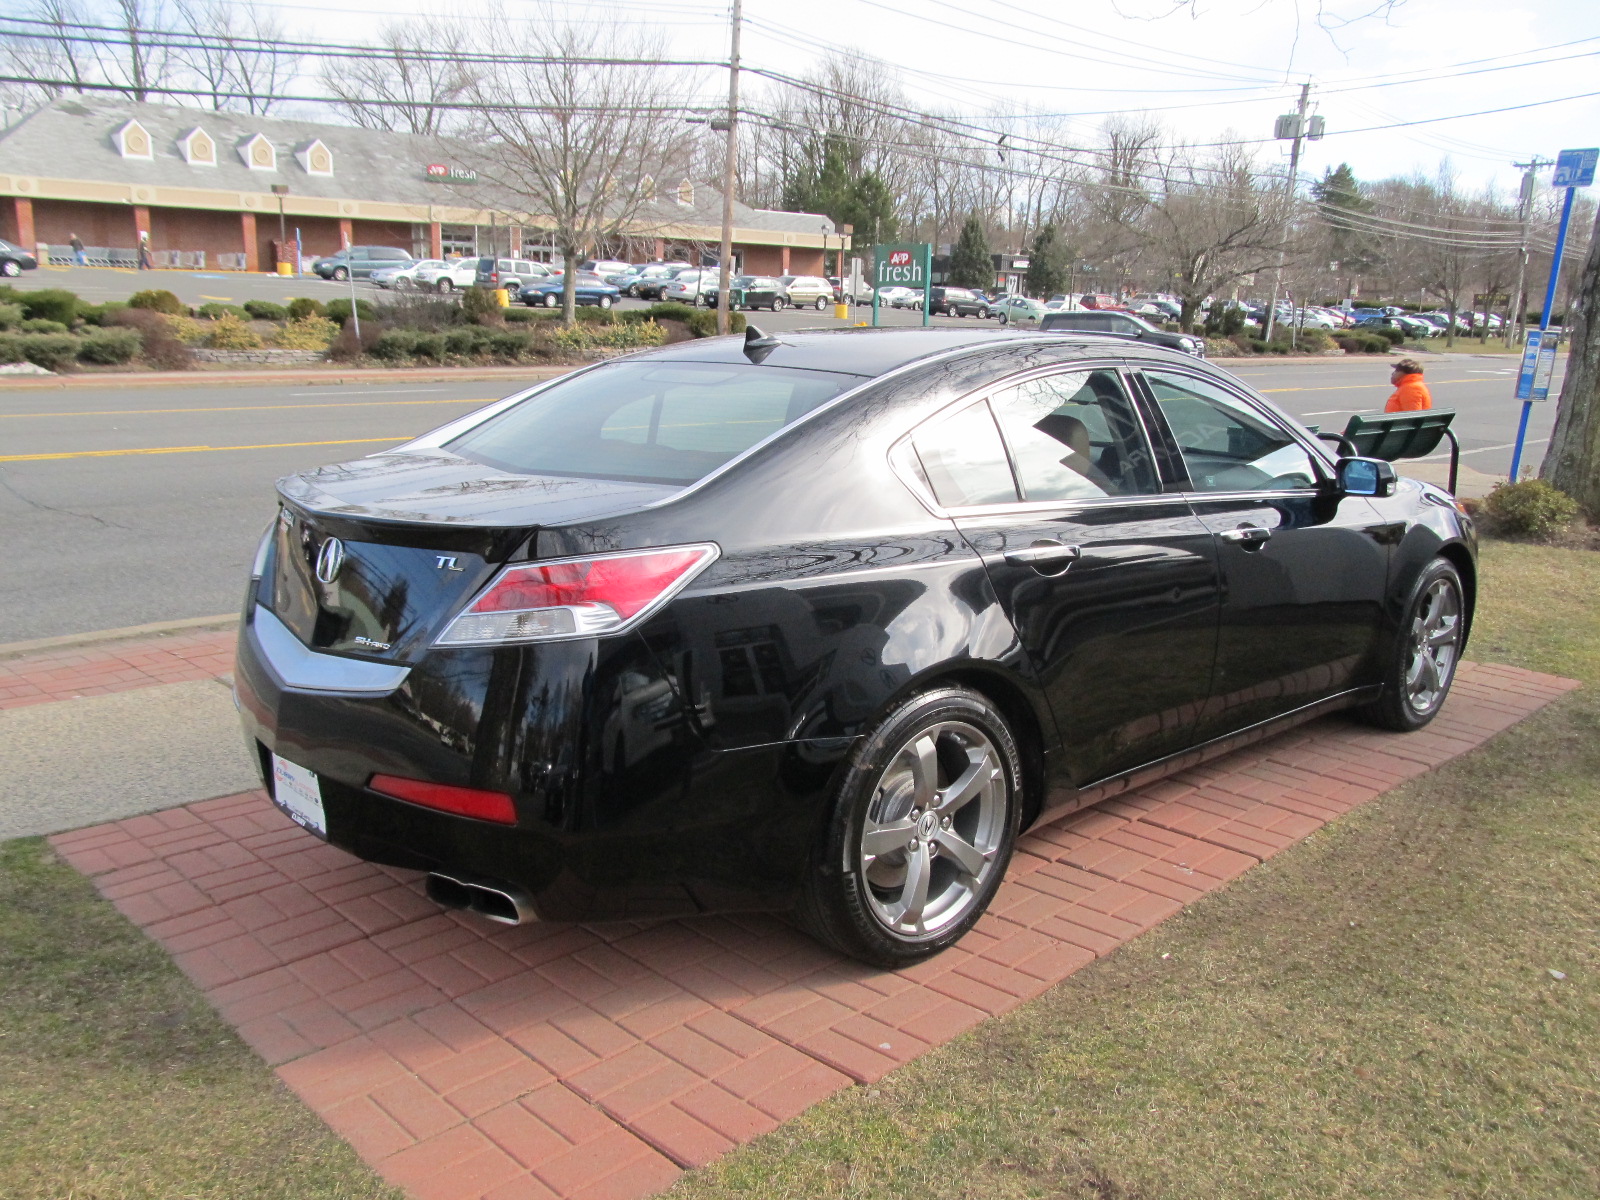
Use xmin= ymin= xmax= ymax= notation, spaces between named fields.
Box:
xmin=1515 ymin=328 xmax=1559 ymax=402
xmin=1552 ymin=148 xmax=1598 ymax=189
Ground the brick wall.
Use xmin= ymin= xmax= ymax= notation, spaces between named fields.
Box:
xmin=148 ymin=206 xmax=247 ymax=259
xmin=29 ymin=199 xmax=138 ymax=247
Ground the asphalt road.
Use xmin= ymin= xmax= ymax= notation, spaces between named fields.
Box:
xmin=0 ymin=354 xmax=1562 ymax=644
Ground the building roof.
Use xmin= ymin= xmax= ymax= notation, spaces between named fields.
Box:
xmin=0 ymin=97 xmax=839 ymax=242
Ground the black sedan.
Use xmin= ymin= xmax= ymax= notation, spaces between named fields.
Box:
xmin=702 ymin=275 xmax=785 ymax=311
xmin=236 ymin=328 xmax=1475 ymax=967
xmin=0 ymin=237 xmax=38 ymax=276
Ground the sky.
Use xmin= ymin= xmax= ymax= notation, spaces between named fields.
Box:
xmin=243 ymin=0 xmax=1600 ymax=197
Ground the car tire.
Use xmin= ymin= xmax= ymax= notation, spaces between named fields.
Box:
xmin=332 ymin=267 xmax=348 ymax=282
xmin=772 ymin=296 xmax=786 ymax=311
xmin=814 ymin=296 xmax=827 ymax=311
xmin=543 ymin=293 xmax=558 ymax=308
xmin=1357 ymin=558 xmax=1467 ymax=732
xmin=978 ymin=307 xmax=989 ymax=319
xmin=598 ymin=296 xmax=612 ymax=309
xmin=997 ymin=312 xmax=1009 ymax=325
xmin=436 ymin=279 xmax=453 ymax=293
xmin=0 ymin=260 xmax=20 ymax=277
xmin=795 ymin=686 xmax=1021 ymax=968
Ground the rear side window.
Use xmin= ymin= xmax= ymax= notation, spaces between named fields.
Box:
xmin=912 ymin=402 xmax=1018 ymax=507
xmin=447 ymin=362 xmax=860 ymax=485
xmin=988 ymin=370 xmax=1157 ymax=500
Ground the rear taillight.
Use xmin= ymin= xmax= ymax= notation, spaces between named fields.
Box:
xmin=368 ymin=774 xmax=516 ymax=823
xmin=435 ymin=543 xmax=718 ymax=646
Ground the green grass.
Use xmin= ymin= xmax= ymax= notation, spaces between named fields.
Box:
xmin=1 ymin=541 xmax=1595 ymax=1199
xmin=666 ymin=539 xmax=1600 ymax=1200
xmin=0 ymin=836 xmax=402 ymax=1200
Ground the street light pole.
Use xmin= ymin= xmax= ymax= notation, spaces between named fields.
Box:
xmin=271 ymin=183 xmax=290 ymax=274
xmin=716 ymin=0 xmax=742 ymax=337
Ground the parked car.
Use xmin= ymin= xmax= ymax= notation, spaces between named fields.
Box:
xmin=521 ymin=273 xmax=622 ymax=309
xmin=312 ymin=246 xmax=414 ymax=282
xmin=778 ymin=275 xmax=836 ymax=310
xmin=703 ymin=275 xmax=785 ymax=311
xmin=884 ymin=286 xmax=923 ymax=309
xmin=370 ymin=260 xmax=440 ymax=290
xmin=614 ymin=263 xmax=691 ymax=297
xmin=662 ymin=268 xmax=716 ymax=306
xmin=1040 ymin=309 xmax=1205 ymax=356
xmin=473 ymin=257 xmax=553 ymax=299
xmin=928 ymin=286 xmax=991 ymax=318
xmin=0 ymin=237 xmax=39 ymax=276
xmin=581 ymin=259 xmax=633 ymax=281
xmin=413 ymin=258 xmax=479 ymax=293
xmin=1080 ymin=294 xmax=1127 ymax=311
xmin=238 ymin=325 xmax=1476 ymax=967
xmin=993 ymin=295 xmax=1047 ymax=324
xmin=635 ymin=266 xmax=693 ymax=301
xmin=1135 ymin=299 xmax=1182 ymax=321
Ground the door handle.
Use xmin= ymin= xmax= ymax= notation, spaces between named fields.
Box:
xmin=1219 ymin=524 xmax=1272 ymax=548
xmin=1003 ymin=541 xmax=1082 ymax=567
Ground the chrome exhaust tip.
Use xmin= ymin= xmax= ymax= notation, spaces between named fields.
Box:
xmin=425 ymin=871 xmax=537 ymax=925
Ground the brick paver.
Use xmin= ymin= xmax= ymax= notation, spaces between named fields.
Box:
xmin=48 ymin=660 xmax=1576 ymax=1200
xmin=0 ymin=626 xmax=235 ymax=709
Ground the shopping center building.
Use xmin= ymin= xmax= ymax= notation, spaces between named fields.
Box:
xmin=0 ymin=97 xmax=844 ymax=274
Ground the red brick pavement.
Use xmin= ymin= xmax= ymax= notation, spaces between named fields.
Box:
xmin=0 ymin=626 xmax=235 ymax=709
xmin=48 ymin=660 xmax=1576 ymax=1200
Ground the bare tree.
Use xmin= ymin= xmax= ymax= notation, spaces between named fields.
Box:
xmin=2 ymin=0 xmax=103 ymax=104
xmin=102 ymin=0 xmax=175 ymax=102
xmin=468 ymin=23 xmax=696 ymax=324
xmin=174 ymin=0 xmax=295 ymax=114
xmin=321 ymin=17 xmax=475 ymax=136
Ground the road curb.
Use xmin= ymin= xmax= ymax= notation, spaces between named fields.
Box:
xmin=0 ymin=614 xmax=237 ymax=661
xmin=0 ymin=365 xmax=574 ymax=391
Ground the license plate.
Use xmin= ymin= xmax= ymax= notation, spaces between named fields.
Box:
xmin=270 ymin=753 xmax=327 ymax=837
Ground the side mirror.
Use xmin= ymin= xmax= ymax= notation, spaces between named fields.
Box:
xmin=1337 ymin=456 xmax=1397 ymax=498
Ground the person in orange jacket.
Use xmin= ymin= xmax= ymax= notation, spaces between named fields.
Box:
xmin=1385 ymin=358 xmax=1432 ymax=412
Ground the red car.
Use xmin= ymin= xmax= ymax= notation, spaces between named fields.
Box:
xmin=1080 ymin=294 xmax=1129 ymax=311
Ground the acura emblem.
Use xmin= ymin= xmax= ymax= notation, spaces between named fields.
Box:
xmin=315 ymin=536 xmax=345 ymax=584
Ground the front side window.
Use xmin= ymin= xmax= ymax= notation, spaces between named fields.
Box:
xmin=448 ymin=362 xmax=860 ymax=486
xmin=988 ymin=370 xmax=1158 ymax=500
xmin=1145 ymin=371 xmax=1320 ymax=493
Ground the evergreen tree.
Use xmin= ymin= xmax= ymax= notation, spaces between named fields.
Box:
xmin=1024 ymin=223 xmax=1069 ymax=298
xmin=780 ymin=133 xmax=896 ymax=257
xmin=1312 ymin=163 xmax=1381 ymax=290
xmin=948 ymin=216 xmax=993 ymax=290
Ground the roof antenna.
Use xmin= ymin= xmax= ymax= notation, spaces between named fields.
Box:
xmin=742 ymin=323 xmax=781 ymax=363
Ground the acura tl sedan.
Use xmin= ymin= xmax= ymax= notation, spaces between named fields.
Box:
xmin=237 ymin=327 xmax=1475 ymax=967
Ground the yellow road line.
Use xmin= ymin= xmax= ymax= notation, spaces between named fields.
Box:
xmin=1 ymin=436 xmax=414 ymax=463
xmin=1 ymin=398 xmax=495 ymax=419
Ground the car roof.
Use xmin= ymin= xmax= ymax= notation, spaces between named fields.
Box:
xmin=621 ymin=326 xmax=1156 ymax=378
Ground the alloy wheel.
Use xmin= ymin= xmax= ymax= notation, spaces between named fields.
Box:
xmin=1406 ymin=576 xmax=1462 ymax=714
xmin=859 ymin=720 xmax=1008 ymax=938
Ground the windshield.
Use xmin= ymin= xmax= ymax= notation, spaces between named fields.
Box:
xmin=447 ymin=361 xmax=863 ymax=485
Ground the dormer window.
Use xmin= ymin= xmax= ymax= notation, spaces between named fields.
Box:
xmin=238 ymin=133 xmax=276 ymax=172
xmin=677 ymin=179 xmax=694 ymax=206
xmin=179 ymin=127 xmax=216 ymax=167
xmin=295 ymin=139 xmax=333 ymax=177
xmin=114 ymin=119 xmax=153 ymax=160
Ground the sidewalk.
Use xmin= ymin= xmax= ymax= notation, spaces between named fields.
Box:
xmin=0 ymin=364 xmax=574 ymax=391
xmin=2 ymin=618 xmax=1577 ymax=1200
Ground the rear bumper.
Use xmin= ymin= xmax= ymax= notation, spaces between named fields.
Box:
xmin=234 ymin=602 xmax=845 ymax=921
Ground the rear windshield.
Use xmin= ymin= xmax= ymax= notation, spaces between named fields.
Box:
xmin=447 ymin=361 xmax=862 ymax=485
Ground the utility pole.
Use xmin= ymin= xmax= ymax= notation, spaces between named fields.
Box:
xmin=1264 ymin=82 xmax=1312 ymax=346
xmin=716 ymin=0 xmax=742 ymax=337
xmin=1508 ymin=156 xmax=1552 ymax=347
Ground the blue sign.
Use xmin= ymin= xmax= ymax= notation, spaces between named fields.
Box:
xmin=1515 ymin=329 xmax=1559 ymax=401
xmin=1552 ymin=148 xmax=1598 ymax=189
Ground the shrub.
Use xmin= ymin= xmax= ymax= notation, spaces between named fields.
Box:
xmin=128 ymin=288 xmax=185 ymax=316
xmin=324 ymin=297 xmax=376 ymax=326
xmin=270 ymin=315 xmax=338 ymax=351
xmin=633 ymin=302 xmax=697 ymax=324
xmin=369 ymin=329 xmax=418 ymax=361
xmin=685 ymin=309 xmax=746 ymax=338
xmin=573 ymin=305 xmax=617 ymax=325
xmin=7 ymin=332 xmax=80 ymax=371
xmin=486 ymin=329 xmax=537 ymax=360
xmin=372 ymin=293 xmax=466 ymax=331
xmin=202 ymin=313 xmax=264 ymax=349
xmin=501 ymin=307 xmax=553 ymax=324
xmin=0 ymin=302 xmax=22 ymax=330
xmin=460 ymin=286 xmax=505 ymax=326
xmin=443 ymin=326 xmax=493 ymax=356
xmin=406 ymin=331 xmax=445 ymax=361
xmin=106 ymin=307 xmax=193 ymax=370
xmin=20 ymin=287 xmax=82 ymax=325
xmin=19 ymin=317 xmax=69 ymax=334
xmin=75 ymin=327 xmax=142 ymax=365
xmin=327 ymin=319 xmax=384 ymax=361
xmin=1481 ymin=479 xmax=1581 ymax=540
xmin=286 ymin=297 xmax=325 ymax=320
xmin=197 ymin=301 xmax=251 ymax=320
xmin=76 ymin=301 xmax=128 ymax=327
xmin=243 ymin=300 xmax=288 ymax=321
xmin=164 ymin=314 xmax=210 ymax=344
xmin=547 ymin=321 xmax=668 ymax=352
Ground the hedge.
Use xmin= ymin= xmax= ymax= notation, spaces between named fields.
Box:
xmin=75 ymin=327 xmax=142 ymax=365
xmin=0 ymin=332 xmax=80 ymax=371
xmin=244 ymin=300 xmax=289 ymax=321
xmin=20 ymin=288 xmax=81 ymax=325
xmin=128 ymin=289 xmax=185 ymax=316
